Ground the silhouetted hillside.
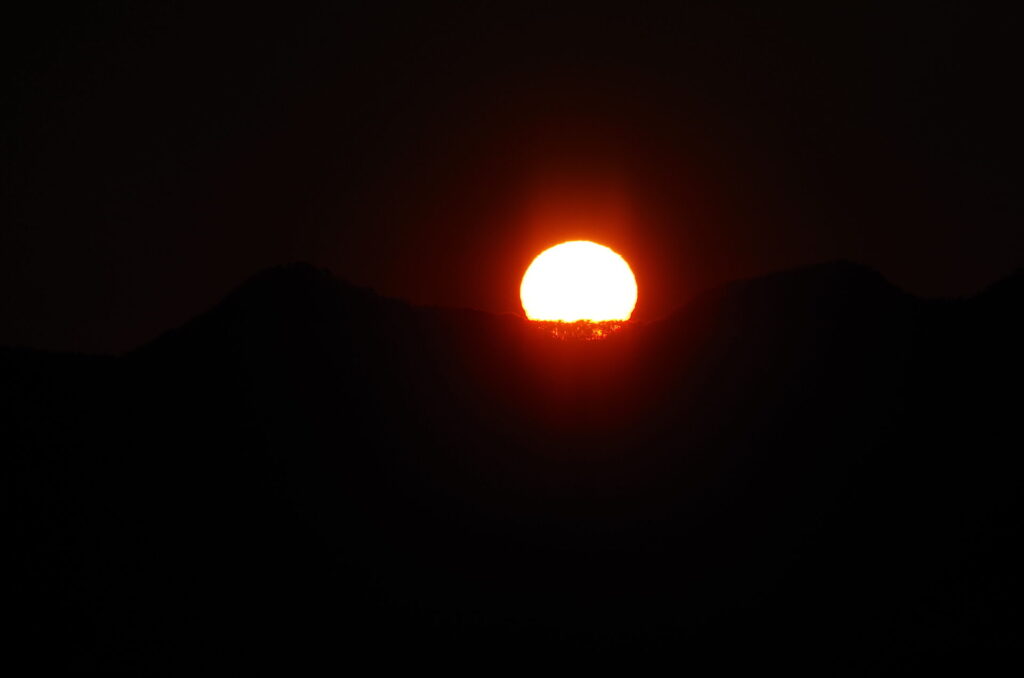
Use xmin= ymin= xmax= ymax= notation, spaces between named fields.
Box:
xmin=5 ymin=262 xmax=1022 ymax=671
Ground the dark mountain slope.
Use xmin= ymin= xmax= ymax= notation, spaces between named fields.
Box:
xmin=4 ymin=261 xmax=1021 ymax=671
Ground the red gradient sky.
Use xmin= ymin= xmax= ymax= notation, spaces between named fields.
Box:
xmin=2 ymin=4 xmax=1021 ymax=352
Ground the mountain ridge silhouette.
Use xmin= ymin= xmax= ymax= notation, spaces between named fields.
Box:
xmin=5 ymin=260 xmax=1021 ymax=671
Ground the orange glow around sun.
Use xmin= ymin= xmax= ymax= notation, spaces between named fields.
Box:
xmin=520 ymin=241 xmax=638 ymax=322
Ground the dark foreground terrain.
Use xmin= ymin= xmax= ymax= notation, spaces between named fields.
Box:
xmin=5 ymin=261 xmax=1022 ymax=671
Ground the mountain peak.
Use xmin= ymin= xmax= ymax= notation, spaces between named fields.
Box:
xmin=668 ymin=259 xmax=904 ymax=322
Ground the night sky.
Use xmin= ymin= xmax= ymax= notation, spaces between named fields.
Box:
xmin=3 ymin=3 xmax=1021 ymax=353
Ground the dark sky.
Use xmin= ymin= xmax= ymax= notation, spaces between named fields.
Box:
xmin=3 ymin=3 xmax=1021 ymax=353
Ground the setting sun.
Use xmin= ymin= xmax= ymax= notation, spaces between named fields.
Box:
xmin=520 ymin=241 xmax=638 ymax=322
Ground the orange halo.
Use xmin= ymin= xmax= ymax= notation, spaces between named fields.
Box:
xmin=520 ymin=241 xmax=638 ymax=322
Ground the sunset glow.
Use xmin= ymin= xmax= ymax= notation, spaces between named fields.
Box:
xmin=520 ymin=241 xmax=638 ymax=322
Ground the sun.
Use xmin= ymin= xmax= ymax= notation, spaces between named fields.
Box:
xmin=520 ymin=241 xmax=638 ymax=322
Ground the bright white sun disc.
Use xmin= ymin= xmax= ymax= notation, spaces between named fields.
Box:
xmin=520 ymin=241 xmax=638 ymax=322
